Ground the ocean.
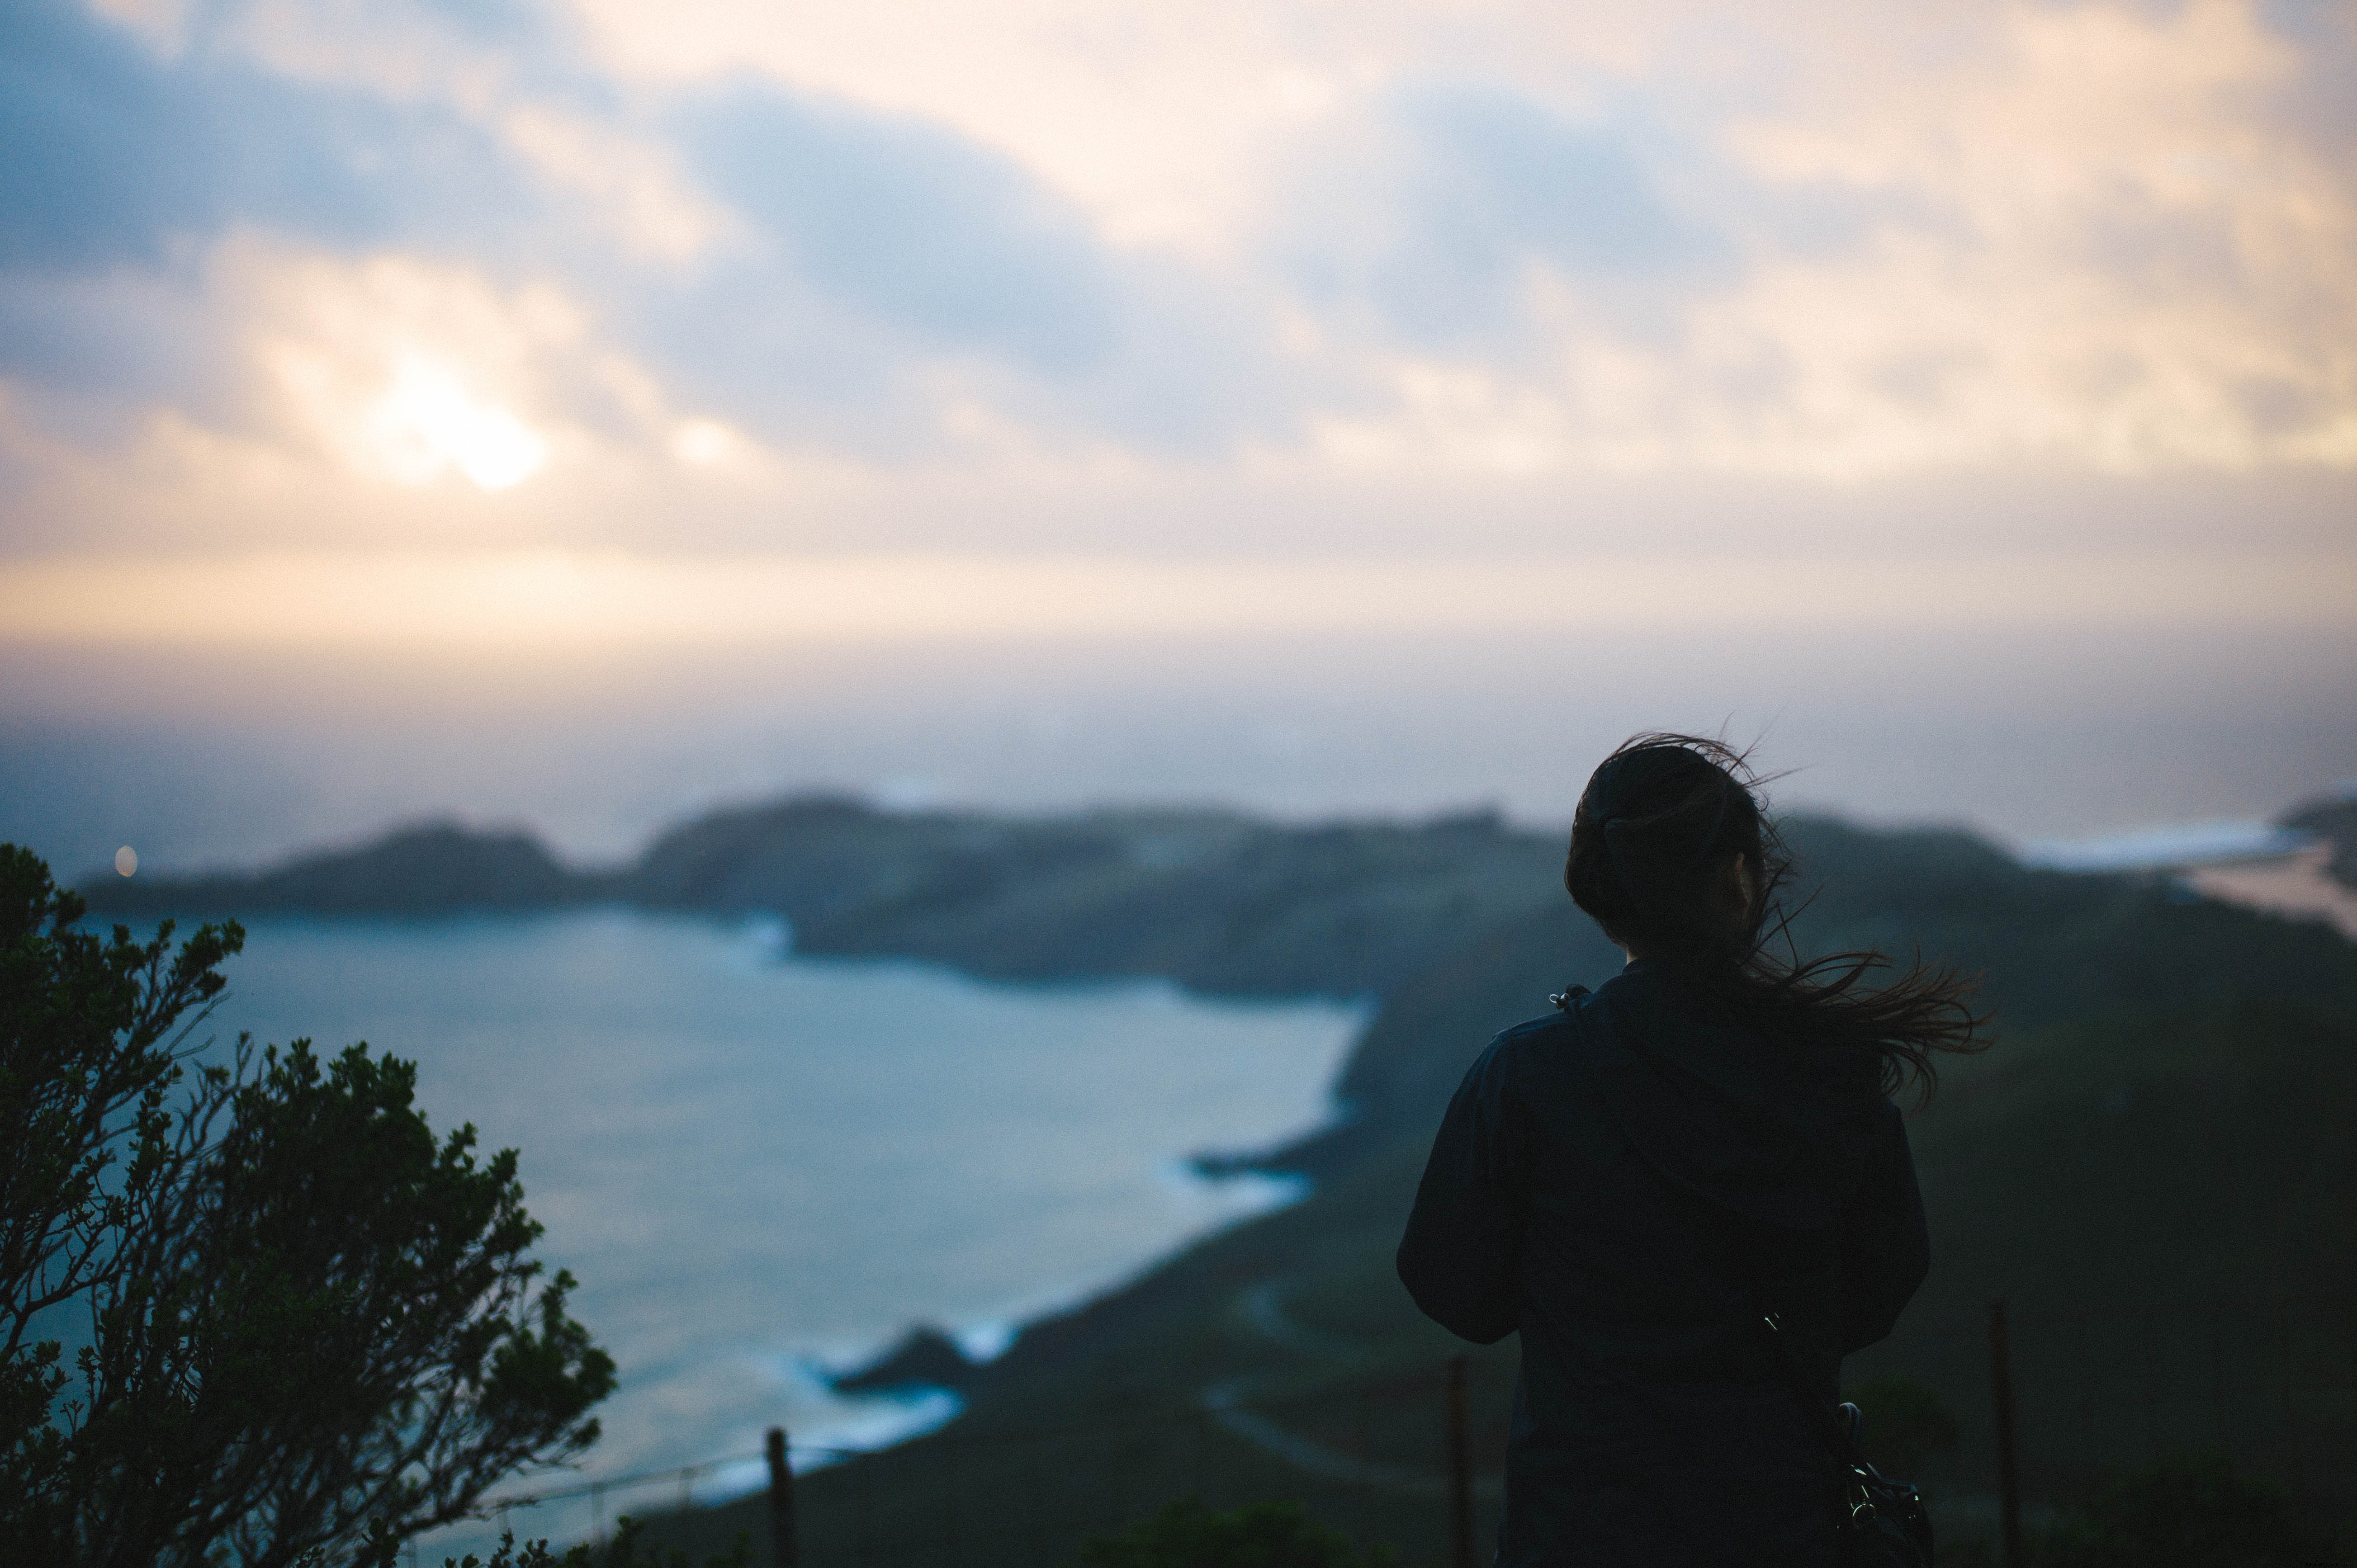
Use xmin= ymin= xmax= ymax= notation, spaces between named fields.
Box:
xmin=183 ymin=912 xmax=1365 ymax=1557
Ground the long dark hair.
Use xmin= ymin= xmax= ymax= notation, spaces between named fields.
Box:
xmin=1565 ymin=733 xmax=1988 ymax=1103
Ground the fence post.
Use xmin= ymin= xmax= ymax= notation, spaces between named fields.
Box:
xmin=1027 ymin=1441 xmax=1046 ymax=1568
xmin=766 ymin=1427 xmax=799 ymax=1568
xmin=946 ymin=1429 xmax=962 ymax=1566
xmin=861 ymin=1444 xmax=878 ymax=1568
xmin=1988 ymin=1300 xmax=2024 ymax=1568
xmin=1446 ymin=1355 xmax=1475 ymax=1568
xmin=1026 ymin=1441 xmax=1045 ymax=1568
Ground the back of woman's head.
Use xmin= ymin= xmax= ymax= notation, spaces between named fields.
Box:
xmin=1566 ymin=736 xmax=1771 ymax=967
xmin=1566 ymin=733 xmax=1986 ymax=1103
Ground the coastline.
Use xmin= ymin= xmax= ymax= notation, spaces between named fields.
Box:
xmin=183 ymin=909 xmax=1366 ymax=1563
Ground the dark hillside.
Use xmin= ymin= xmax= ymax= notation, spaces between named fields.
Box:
xmin=1293 ymin=819 xmax=2357 ymax=1172
xmin=2285 ymin=792 xmax=2357 ymax=888
xmin=650 ymin=980 xmax=2357 ymax=1564
xmin=82 ymin=799 xmax=2357 ymax=1174
xmin=623 ymin=796 xmax=1140 ymax=922
xmin=631 ymin=800 xmax=1568 ymax=1002
xmin=648 ymin=821 xmax=2357 ymax=1562
xmin=1847 ymin=996 xmax=2357 ymax=1511
xmin=1783 ymin=818 xmax=2357 ymax=1030
xmin=80 ymin=821 xmax=599 ymax=916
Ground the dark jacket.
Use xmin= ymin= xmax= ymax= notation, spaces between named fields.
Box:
xmin=1396 ymin=960 xmax=1929 ymax=1567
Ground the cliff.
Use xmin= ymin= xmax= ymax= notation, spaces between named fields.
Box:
xmin=82 ymin=798 xmax=2357 ymax=1171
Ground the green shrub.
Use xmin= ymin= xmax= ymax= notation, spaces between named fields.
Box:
xmin=1082 ymin=1497 xmax=1394 ymax=1568
xmin=431 ymin=1516 xmax=748 ymax=1568
xmin=0 ymin=844 xmax=613 ymax=1563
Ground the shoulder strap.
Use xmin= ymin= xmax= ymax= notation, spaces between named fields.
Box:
xmin=1574 ymin=977 xmax=1873 ymax=1477
xmin=1756 ymin=1308 xmax=1870 ymax=1473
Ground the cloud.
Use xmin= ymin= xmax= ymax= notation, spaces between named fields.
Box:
xmin=614 ymin=82 xmax=1130 ymax=456
xmin=0 ymin=5 xmax=1298 ymax=477
xmin=0 ymin=0 xmax=529 ymax=274
xmin=1262 ymin=0 xmax=2357 ymax=477
xmin=1300 ymin=86 xmax=1723 ymax=348
xmin=1 ymin=0 xmax=2353 ymax=566
xmin=606 ymin=79 xmax=1305 ymax=461
xmin=677 ymin=83 xmax=1123 ymax=374
xmin=0 ymin=0 xmax=551 ymax=447
xmin=0 ymin=0 xmax=225 ymax=270
xmin=0 ymin=264 xmax=229 ymax=410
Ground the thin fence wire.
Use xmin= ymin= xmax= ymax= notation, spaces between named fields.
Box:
xmin=465 ymin=1444 xmax=853 ymax=1559
xmin=445 ymin=1292 xmax=2354 ymax=1566
xmin=1871 ymin=1291 xmax=2356 ymax=1506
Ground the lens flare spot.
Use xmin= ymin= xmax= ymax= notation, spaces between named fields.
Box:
xmin=366 ymin=357 xmax=549 ymax=491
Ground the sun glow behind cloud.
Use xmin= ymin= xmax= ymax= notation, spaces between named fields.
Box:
xmin=365 ymin=357 xmax=548 ymax=491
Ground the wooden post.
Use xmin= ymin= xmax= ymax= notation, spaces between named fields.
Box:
xmin=1025 ymin=1443 xmax=1045 ymax=1568
xmin=1446 ymin=1355 xmax=1475 ymax=1568
xmin=1988 ymin=1300 xmax=2024 ymax=1568
xmin=945 ymin=1429 xmax=962 ymax=1561
xmin=766 ymin=1427 xmax=799 ymax=1568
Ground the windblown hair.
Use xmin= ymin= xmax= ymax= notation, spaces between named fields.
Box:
xmin=1565 ymin=733 xmax=1988 ymax=1104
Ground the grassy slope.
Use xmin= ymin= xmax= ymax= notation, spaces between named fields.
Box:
xmin=1853 ymin=1000 xmax=2357 ymax=1505
xmin=647 ymin=994 xmax=2357 ymax=1564
xmin=622 ymin=814 xmax=2357 ymax=1564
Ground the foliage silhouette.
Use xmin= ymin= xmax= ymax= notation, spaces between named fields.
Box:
xmin=1083 ymin=1497 xmax=1396 ymax=1568
xmin=2 ymin=842 xmax=244 ymax=1540
xmin=424 ymin=1516 xmax=750 ymax=1568
xmin=0 ymin=843 xmax=615 ymax=1564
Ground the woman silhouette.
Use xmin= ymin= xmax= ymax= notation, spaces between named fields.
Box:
xmin=1397 ymin=735 xmax=1983 ymax=1566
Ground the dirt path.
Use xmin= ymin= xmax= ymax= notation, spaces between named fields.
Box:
xmin=1199 ymin=1275 xmax=1503 ymax=1499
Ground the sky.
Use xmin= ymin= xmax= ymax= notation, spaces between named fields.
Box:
xmin=3 ymin=0 xmax=2354 ymax=871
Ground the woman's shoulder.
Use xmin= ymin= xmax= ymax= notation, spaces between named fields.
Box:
xmin=1478 ymin=990 xmax=1617 ymax=1081
xmin=1500 ymin=982 xmax=1601 ymax=1042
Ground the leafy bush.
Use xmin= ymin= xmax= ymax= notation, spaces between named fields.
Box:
xmin=0 ymin=844 xmax=614 ymax=1563
xmin=432 ymin=1516 xmax=749 ymax=1568
xmin=1082 ymin=1497 xmax=1395 ymax=1568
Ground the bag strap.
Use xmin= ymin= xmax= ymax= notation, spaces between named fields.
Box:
xmin=1755 ymin=1306 xmax=1871 ymax=1475
xmin=1562 ymin=978 xmax=1877 ymax=1482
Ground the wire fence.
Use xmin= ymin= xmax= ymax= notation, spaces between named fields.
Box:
xmin=448 ymin=1291 xmax=2355 ymax=1568
xmin=465 ymin=1451 xmax=791 ymax=1548
xmin=453 ymin=1357 xmax=1494 ymax=1568
xmin=1867 ymin=1292 xmax=2356 ymax=1508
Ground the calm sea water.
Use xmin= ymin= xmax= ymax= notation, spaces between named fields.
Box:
xmin=191 ymin=913 xmax=1364 ymax=1554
